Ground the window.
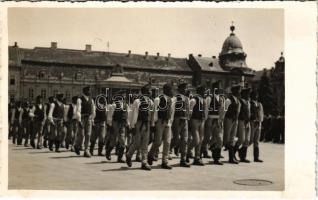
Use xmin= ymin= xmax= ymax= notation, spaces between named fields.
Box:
xmin=41 ymin=89 xmax=46 ymax=99
xmin=38 ymin=71 xmax=45 ymax=79
xmin=10 ymin=76 xmax=15 ymax=85
xmin=29 ymin=88 xmax=34 ymax=100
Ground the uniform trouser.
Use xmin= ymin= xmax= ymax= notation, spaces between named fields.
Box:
xmin=43 ymin=120 xmax=50 ymax=141
xmin=61 ymin=124 xmax=67 ymax=146
xmin=201 ymin=118 xmax=213 ymax=152
xmin=207 ymin=118 xmax=223 ymax=149
xmin=250 ymin=121 xmax=261 ymax=147
xmin=237 ymin=120 xmax=250 ymax=147
xmin=172 ymin=118 xmax=188 ymax=161
xmin=149 ymin=119 xmax=172 ymax=164
xmin=171 ymin=120 xmax=180 ymax=151
xmin=223 ymin=118 xmax=238 ymax=147
xmin=109 ymin=121 xmax=126 ymax=150
xmin=188 ymin=119 xmax=205 ymax=160
xmin=126 ymin=127 xmax=133 ymax=147
xmin=127 ymin=120 xmax=150 ymax=164
xmin=50 ymin=119 xmax=64 ymax=142
xmin=33 ymin=119 xmax=45 ymax=146
xmin=76 ymin=116 xmax=92 ymax=150
xmin=22 ymin=120 xmax=31 ymax=144
xmin=66 ymin=119 xmax=78 ymax=147
xmin=91 ymin=121 xmax=106 ymax=149
xmin=12 ymin=120 xmax=21 ymax=143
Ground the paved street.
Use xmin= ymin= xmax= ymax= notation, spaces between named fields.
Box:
xmin=8 ymin=142 xmax=284 ymax=190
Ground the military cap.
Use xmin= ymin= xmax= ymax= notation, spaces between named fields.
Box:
xmin=82 ymin=86 xmax=91 ymax=92
xmin=177 ymin=79 xmax=188 ymax=90
xmin=56 ymin=92 xmax=63 ymax=98
xmin=196 ymin=85 xmax=205 ymax=94
xmin=141 ymin=83 xmax=151 ymax=94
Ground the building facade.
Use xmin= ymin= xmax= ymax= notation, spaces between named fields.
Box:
xmin=9 ymin=26 xmax=256 ymax=103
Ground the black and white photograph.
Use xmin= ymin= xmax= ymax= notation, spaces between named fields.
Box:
xmin=5 ymin=6 xmax=289 ymax=192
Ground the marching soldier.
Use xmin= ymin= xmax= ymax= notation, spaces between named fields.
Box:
xmin=236 ymin=88 xmax=252 ymax=163
xmin=90 ymin=95 xmax=107 ymax=156
xmin=30 ymin=95 xmax=47 ymax=149
xmin=65 ymin=96 xmax=79 ymax=151
xmin=223 ymin=84 xmax=241 ymax=164
xmin=21 ymin=100 xmax=31 ymax=147
xmin=8 ymin=97 xmax=15 ymax=140
xmin=205 ymin=81 xmax=226 ymax=165
xmin=126 ymin=84 xmax=154 ymax=170
xmin=43 ymin=96 xmax=55 ymax=148
xmin=11 ymin=101 xmax=23 ymax=145
xmin=171 ymin=81 xmax=191 ymax=167
xmin=188 ymin=85 xmax=207 ymax=166
xmin=74 ymin=86 xmax=96 ymax=157
xmin=48 ymin=93 xmax=65 ymax=152
xmin=106 ymin=92 xmax=129 ymax=162
xmin=249 ymin=90 xmax=264 ymax=162
xmin=148 ymin=83 xmax=174 ymax=169
xmin=61 ymin=98 xmax=68 ymax=148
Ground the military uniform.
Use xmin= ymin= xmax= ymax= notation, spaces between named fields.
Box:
xmin=21 ymin=102 xmax=31 ymax=147
xmin=75 ymin=86 xmax=96 ymax=157
xmin=48 ymin=94 xmax=65 ymax=152
xmin=249 ymin=91 xmax=264 ymax=162
xmin=11 ymin=102 xmax=23 ymax=145
xmin=90 ymin=97 xmax=107 ymax=156
xmin=106 ymin=97 xmax=128 ymax=162
xmin=30 ymin=96 xmax=46 ymax=149
xmin=223 ymin=85 xmax=241 ymax=164
xmin=205 ymin=92 xmax=225 ymax=165
xmin=65 ymin=97 xmax=78 ymax=151
xmin=126 ymin=84 xmax=154 ymax=170
xmin=148 ymin=83 xmax=174 ymax=169
xmin=188 ymin=86 xmax=206 ymax=166
xmin=171 ymin=83 xmax=191 ymax=167
xmin=236 ymin=88 xmax=251 ymax=163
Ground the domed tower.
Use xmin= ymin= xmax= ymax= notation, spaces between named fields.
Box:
xmin=219 ymin=23 xmax=248 ymax=69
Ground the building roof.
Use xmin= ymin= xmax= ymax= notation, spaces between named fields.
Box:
xmin=219 ymin=26 xmax=245 ymax=56
xmin=9 ymin=46 xmax=191 ymax=72
xmin=192 ymin=56 xmax=226 ymax=73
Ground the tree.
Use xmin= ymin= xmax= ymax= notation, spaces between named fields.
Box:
xmin=258 ymin=69 xmax=277 ymax=116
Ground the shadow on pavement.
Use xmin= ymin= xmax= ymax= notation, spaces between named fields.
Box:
xmin=50 ymin=155 xmax=82 ymax=159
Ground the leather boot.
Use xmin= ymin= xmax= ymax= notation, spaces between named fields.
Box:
xmin=98 ymin=143 xmax=104 ymax=156
xmin=212 ymin=148 xmax=223 ymax=165
xmin=254 ymin=146 xmax=263 ymax=162
xmin=240 ymin=146 xmax=250 ymax=163
xmin=229 ymin=146 xmax=239 ymax=164
xmin=48 ymin=140 xmax=54 ymax=151
xmin=202 ymin=148 xmax=211 ymax=158
xmin=89 ymin=142 xmax=95 ymax=156
xmin=55 ymin=141 xmax=60 ymax=153
xmin=43 ymin=140 xmax=47 ymax=148
xmin=117 ymin=146 xmax=125 ymax=163
xmin=233 ymin=143 xmax=240 ymax=162
xmin=105 ymin=147 xmax=112 ymax=161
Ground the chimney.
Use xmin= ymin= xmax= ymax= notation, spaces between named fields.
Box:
xmin=51 ymin=42 xmax=57 ymax=49
xmin=198 ymin=54 xmax=202 ymax=57
xmin=144 ymin=51 xmax=148 ymax=59
xmin=14 ymin=42 xmax=18 ymax=47
xmin=166 ymin=53 xmax=171 ymax=61
xmin=85 ymin=44 xmax=92 ymax=52
xmin=127 ymin=50 xmax=131 ymax=57
xmin=156 ymin=52 xmax=160 ymax=59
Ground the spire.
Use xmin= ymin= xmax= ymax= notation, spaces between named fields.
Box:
xmin=230 ymin=21 xmax=235 ymax=36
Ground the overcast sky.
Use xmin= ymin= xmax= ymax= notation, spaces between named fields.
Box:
xmin=9 ymin=8 xmax=284 ymax=71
